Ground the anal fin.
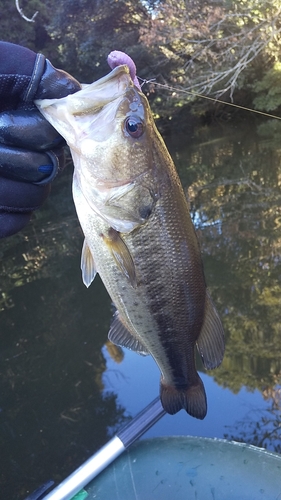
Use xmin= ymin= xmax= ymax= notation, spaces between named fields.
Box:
xmin=196 ymin=290 xmax=225 ymax=370
xmin=108 ymin=312 xmax=149 ymax=356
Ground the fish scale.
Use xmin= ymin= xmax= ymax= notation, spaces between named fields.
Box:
xmin=36 ymin=62 xmax=225 ymax=420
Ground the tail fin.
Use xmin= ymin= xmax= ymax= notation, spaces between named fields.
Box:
xmin=160 ymin=375 xmax=207 ymax=420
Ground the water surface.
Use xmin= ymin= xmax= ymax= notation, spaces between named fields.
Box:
xmin=0 ymin=118 xmax=280 ymax=499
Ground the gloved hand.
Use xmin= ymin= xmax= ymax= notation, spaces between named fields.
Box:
xmin=0 ymin=41 xmax=81 ymax=238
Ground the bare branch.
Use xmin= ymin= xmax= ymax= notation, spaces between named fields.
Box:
xmin=140 ymin=1 xmax=281 ymax=103
xmin=15 ymin=0 xmax=38 ymax=22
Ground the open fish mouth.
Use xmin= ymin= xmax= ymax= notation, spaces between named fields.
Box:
xmin=37 ymin=65 xmax=133 ymax=115
xmin=36 ymin=65 xmax=137 ymax=149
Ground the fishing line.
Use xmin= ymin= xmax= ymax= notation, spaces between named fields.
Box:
xmin=139 ymin=78 xmax=281 ymax=121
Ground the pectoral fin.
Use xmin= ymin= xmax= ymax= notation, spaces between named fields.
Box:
xmin=196 ymin=290 xmax=225 ymax=370
xmin=103 ymin=228 xmax=137 ymax=288
xmin=108 ymin=312 xmax=149 ymax=356
xmin=81 ymin=239 xmax=97 ymax=288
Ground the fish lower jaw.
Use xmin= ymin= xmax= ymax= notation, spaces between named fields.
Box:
xmin=160 ymin=376 xmax=207 ymax=420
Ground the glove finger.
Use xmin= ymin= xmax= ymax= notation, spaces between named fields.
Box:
xmin=35 ymin=60 xmax=81 ymax=100
xmin=0 ymin=177 xmax=50 ymax=211
xmin=0 ymin=145 xmax=65 ymax=184
xmin=0 ymin=212 xmax=31 ymax=238
xmin=0 ymin=109 xmax=65 ymax=151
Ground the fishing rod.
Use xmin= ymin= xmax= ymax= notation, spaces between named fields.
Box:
xmin=27 ymin=397 xmax=166 ymax=500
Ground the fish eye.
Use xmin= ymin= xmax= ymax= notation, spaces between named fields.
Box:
xmin=124 ymin=116 xmax=144 ymax=138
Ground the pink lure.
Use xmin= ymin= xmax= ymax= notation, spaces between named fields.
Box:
xmin=107 ymin=50 xmax=141 ymax=91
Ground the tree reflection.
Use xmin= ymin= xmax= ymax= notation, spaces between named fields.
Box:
xmin=170 ymin=120 xmax=281 ymax=399
xmin=224 ymin=383 xmax=281 ymax=453
xmin=0 ymin=170 xmax=130 ymax=499
xmin=1 ymin=120 xmax=281 ymax=497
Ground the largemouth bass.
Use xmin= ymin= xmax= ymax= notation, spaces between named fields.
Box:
xmin=36 ymin=62 xmax=224 ymax=419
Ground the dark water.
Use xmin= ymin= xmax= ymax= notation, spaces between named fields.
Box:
xmin=0 ymin=118 xmax=280 ymax=499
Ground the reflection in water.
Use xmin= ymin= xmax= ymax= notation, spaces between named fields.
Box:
xmin=173 ymin=120 xmax=281 ymax=455
xmin=0 ymin=171 xmax=130 ymax=498
xmin=224 ymin=384 xmax=281 ymax=453
xmin=0 ymin=120 xmax=281 ymax=498
xmin=168 ymin=121 xmax=281 ymax=391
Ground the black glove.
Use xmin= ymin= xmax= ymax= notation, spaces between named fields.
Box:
xmin=0 ymin=42 xmax=81 ymax=238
